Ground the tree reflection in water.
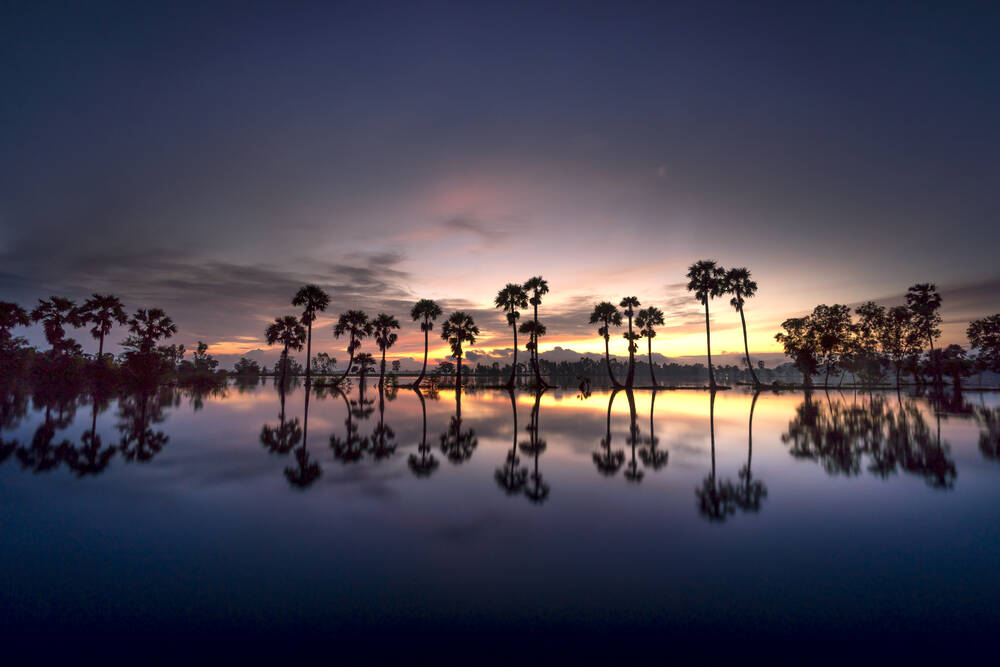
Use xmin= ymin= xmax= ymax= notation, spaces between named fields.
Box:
xmin=734 ymin=392 xmax=767 ymax=512
xmin=521 ymin=389 xmax=550 ymax=503
xmin=976 ymin=406 xmax=1000 ymax=461
xmin=495 ymin=388 xmax=527 ymax=494
xmin=623 ymin=390 xmax=643 ymax=483
xmin=638 ymin=390 xmax=668 ymax=471
xmin=260 ymin=382 xmax=301 ymax=455
xmin=440 ymin=386 xmax=477 ymax=464
xmin=696 ymin=391 xmax=736 ymax=522
xmin=407 ymin=388 xmax=439 ymax=477
xmin=370 ymin=386 xmax=397 ymax=461
xmin=285 ymin=384 xmax=321 ymax=488
xmin=116 ymin=385 xmax=174 ymax=463
xmin=593 ymin=390 xmax=625 ymax=476
xmin=330 ymin=380 xmax=371 ymax=463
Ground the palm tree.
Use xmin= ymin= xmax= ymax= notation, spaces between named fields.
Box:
xmin=333 ymin=310 xmax=372 ymax=384
xmin=686 ymin=260 xmax=727 ymax=389
xmin=906 ymin=283 xmax=943 ymax=389
xmin=78 ymin=294 xmax=127 ymax=361
xmin=589 ymin=301 xmax=623 ymax=387
xmin=31 ymin=296 xmax=83 ymax=355
xmin=635 ymin=306 xmax=665 ymax=387
xmin=124 ymin=308 xmax=178 ymax=354
xmin=409 ymin=299 xmax=442 ymax=388
xmin=619 ymin=297 xmax=641 ymax=387
xmin=292 ymin=284 xmax=330 ymax=384
xmin=494 ymin=283 xmax=529 ymax=389
xmin=724 ymin=268 xmax=761 ymax=388
xmin=372 ymin=313 xmax=400 ymax=388
xmin=265 ymin=315 xmax=306 ymax=384
xmin=523 ymin=276 xmax=551 ymax=388
xmin=440 ymin=311 xmax=479 ymax=388
xmin=0 ymin=301 xmax=30 ymax=349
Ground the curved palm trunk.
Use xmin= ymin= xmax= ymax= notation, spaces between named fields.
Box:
xmin=378 ymin=347 xmax=387 ymax=389
xmin=532 ymin=303 xmax=549 ymax=388
xmin=414 ymin=326 xmax=429 ymax=388
xmin=416 ymin=387 xmax=427 ymax=448
xmin=340 ymin=335 xmax=356 ymax=383
xmin=709 ymin=390 xmax=717 ymax=479
xmin=604 ymin=334 xmax=621 ymax=387
xmin=509 ymin=388 xmax=518 ymax=456
xmin=506 ymin=325 xmax=518 ymax=389
xmin=647 ymin=337 xmax=658 ymax=387
xmin=305 ymin=322 xmax=313 ymax=385
xmin=626 ymin=316 xmax=635 ymax=388
xmin=737 ymin=300 xmax=760 ymax=387
xmin=704 ymin=301 xmax=716 ymax=388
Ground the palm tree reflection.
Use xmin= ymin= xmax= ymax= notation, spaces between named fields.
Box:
xmin=976 ymin=406 xmax=1000 ymax=461
xmin=638 ymin=390 xmax=668 ymax=470
xmin=495 ymin=389 xmax=528 ymax=495
xmin=696 ymin=391 xmax=737 ymax=522
xmin=330 ymin=382 xmax=370 ymax=463
xmin=593 ymin=390 xmax=625 ymax=476
xmin=733 ymin=392 xmax=767 ymax=512
xmin=521 ymin=389 xmax=550 ymax=503
xmin=408 ymin=388 xmax=439 ymax=477
xmin=440 ymin=386 xmax=477 ymax=464
xmin=66 ymin=392 xmax=117 ymax=476
xmin=623 ymin=390 xmax=644 ymax=483
xmin=116 ymin=386 xmax=171 ymax=463
xmin=260 ymin=382 xmax=302 ymax=455
xmin=285 ymin=385 xmax=321 ymax=488
xmin=369 ymin=386 xmax=397 ymax=460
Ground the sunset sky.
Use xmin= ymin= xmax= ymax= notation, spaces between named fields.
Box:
xmin=2 ymin=2 xmax=998 ymax=368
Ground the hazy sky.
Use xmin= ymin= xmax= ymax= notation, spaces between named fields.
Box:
xmin=2 ymin=1 xmax=998 ymax=367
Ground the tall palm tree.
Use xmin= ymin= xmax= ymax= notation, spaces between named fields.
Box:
xmin=125 ymin=308 xmax=178 ymax=354
xmin=78 ymin=294 xmax=127 ymax=361
xmin=686 ymin=260 xmax=727 ymax=389
xmin=409 ymin=299 xmax=442 ymax=388
xmin=31 ymin=296 xmax=83 ymax=355
xmin=724 ymin=268 xmax=761 ymax=388
xmin=589 ymin=301 xmax=623 ymax=387
xmin=523 ymin=276 xmax=550 ymax=388
xmin=620 ymin=296 xmax=641 ymax=387
xmin=292 ymin=284 xmax=330 ymax=384
xmin=440 ymin=311 xmax=479 ymax=388
xmin=635 ymin=306 xmax=665 ymax=387
xmin=906 ymin=283 xmax=943 ymax=389
xmin=265 ymin=315 xmax=306 ymax=384
xmin=372 ymin=313 xmax=400 ymax=389
xmin=494 ymin=283 xmax=529 ymax=389
xmin=333 ymin=310 xmax=372 ymax=384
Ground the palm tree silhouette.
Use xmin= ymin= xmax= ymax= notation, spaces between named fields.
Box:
xmin=407 ymin=388 xmax=439 ymax=477
xmin=333 ymin=310 xmax=373 ymax=384
xmin=125 ymin=308 xmax=178 ymax=354
xmin=623 ymin=389 xmax=643 ymax=483
xmin=66 ymin=396 xmax=117 ymax=476
xmin=523 ymin=276 xmax=551 ymax=388
xmin=116 ymin=387 xmax=170 ymax=463
xmin=260 ymin=382 xmax=302 ymax=454
xmin=372 ymin=313 xmax=400 ymax=389
xmin=439 ymin=385 xmax=477 ymax=464
xmin=734 ymin=392 xmax=767 ymax=512
xmin=635 ymin=306 xmax=665 ymax=388
xmin=265 ymin=315 xmax=307 ymax=385
xmin=593 ymin=389 xmax=625 ymax=475
xmin=292 ymin=284 xmax=331 ymax=385
xmin=620 ymin=297 xmax=641 ymax=388
xmin=686 ymin=260 xmax=727 ymax=389
xmin=78 ymin=293 xmax=127 ymax=361
xmin=589 ymin=302 xmax=624 ymax=388
xmin=31 ymin=296 xmax=83 ymax=355
xmin=409 ymin=299 xmax=442 ymax=388
xmin=496 ymin=389 xmax=528 ymax=495
xmin=440 ymin=311 xmax=479 ymax=388
xmin=906 ymin=283 xmax=944 ymax=389
xmin=696 ymin=391 xmax=736 ymax=521
xmin=520 ymin=389 xmax=550 ymax=503
xmin=495 ymin=283 xmax=529 ymax=389
xmin=0 ymin=301 xmax=31 ymax=349
xmin=639 ymin=390 xmax=668 ymax=470
xmin=724 ymin=268 xmax=761 ymax=388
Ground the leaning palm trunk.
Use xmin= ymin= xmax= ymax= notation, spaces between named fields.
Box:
xmin=604 ymin=335 xmax=620 ymax=387
xmin=506 ymin=325 xmax=518 ymax=389
xmin=647 ymin=337 xmax=658 ymax=387
xmin=305 ymin=322 xmax=313 ymax=385
xmin=704 ymin=301 xmax=716 ymax=388
xmin=738 ymin=302 xmax=760 ymax=387
xmin=531 ymin=303 xmax=548 ymax=388
xmin=414 ymin=328 xmax=429 ymax=387
xmin=340 ymin=336 xmax=355 ymax=383
xmin=626 ymin=317 xmax=635 ymax=388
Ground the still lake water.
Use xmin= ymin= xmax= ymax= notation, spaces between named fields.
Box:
xmin=3 ymin=380 xmax=1000 ymax=660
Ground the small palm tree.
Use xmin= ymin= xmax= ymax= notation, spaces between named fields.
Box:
xmin=0 ymin=301 xmax=31 ymax=349
xmin=31 ymin=296 xmax=83 ymax=355
xmin=686 ymin=260 xmax=727 ymax=389
xmin=292 ymin=284 xmax=331 ymax=384
xmin=410 ymin=299 xmax=442 ymax=387
xmin=372 ymin=312 xmax=400 ymax=388
xmin=265 ymin=315 xmax=306 ymax=383
xmin=440 ymin=311 xmax=479 ymax=388
xmin=78 ymin=294 xmax=127 ymax=360
xmin=523 ymin=276 xmax=550 ymax=388
xmin=724 ymin=268 xmax=761 ymax=388
xmin=589 ymin=301 xmax=623 ymax=387
xmin=620 ymin=296 xmax=641 ymax=387
xmin=333 ymin=310 xmax=372 ymax=384
xmin=495 ymin=283 xmax=529 ymax=389
xmin=635 ymin=306 xmax=665 ymax=387
xmin=124 ymin=308 xmax=178 ymax=355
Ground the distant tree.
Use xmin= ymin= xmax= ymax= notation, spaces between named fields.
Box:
xmin=848 ymin=302 xmax=888 ymax=386
xmin=191 ymin=341 xmax=219 ymax=372
xmin=265 ymin=315 xmax=306 ymax=383
xmin=935 ymin=344 xmax=972 ymax=391
xmin=967 ymin=314 xmax=1000 ymax=379
xmin=292 ymin=284 xmax=331 ymax=383
xmin=906 ymin=283 xmax=943 ymax=388
xmin=495 ymin=283 xmax=529 ymax=389
xmin=311 ymin=352 xmax=337 ymax=375
xmin=31 ymin=296 xmax=83 ymax=356
xmin=811 ymin=304 xmax=853 ymax=387
xmin=333 ymin=310 xmax=372 ymax=384
xmin=635 ymin=306 xmax=665 ymax=387
xmin=78 ymin=293 xmax=127 ymax=360
xmin=523 ymin=276 xmax=551 ymax=388
xmin=409 ymin=299 xmax=442 ymax=388
xmin=440 ymin=311 xmax=479 ymax=387
xmin=686 ymin=260 xmax=727 ymax=389
xmin=234 ymin=357 xmax=262 ymax=376
xmin=620 ymin=296 xmax=641 ymax=388
xmin=775 ymin=316 xmax=820 ymax=388
xmin=724 ymin=268 xmax=761 ymax=387
xmin=391 ymin=359 xmax=401 ymax=373
xmin=0 ymin=302 xmax=30 ymax=355
xmin=122 ymin=308 xmax=177 ymax=355
xmin=882 ymin=306 xmax=922 ymax=388
xmin=372 ymin=312 xmax=400 ymax=388
xmin=589 ymin=301 xmax=623 ymax=387
xmin=353 ymin=352 xmax=376 ymax=381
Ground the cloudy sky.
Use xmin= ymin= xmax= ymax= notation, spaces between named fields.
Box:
xmin=2 ymin=1 xmax=998 ymax=367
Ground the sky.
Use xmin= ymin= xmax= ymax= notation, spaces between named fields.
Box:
xmin=2 ymin=1 xmax=998 ymax=369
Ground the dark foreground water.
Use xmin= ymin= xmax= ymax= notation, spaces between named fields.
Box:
xmin=3 ymin=380 xmax=999 ymax=661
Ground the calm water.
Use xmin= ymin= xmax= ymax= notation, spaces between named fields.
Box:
xmin=3 ymin=380 xmax=999 ymax=660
